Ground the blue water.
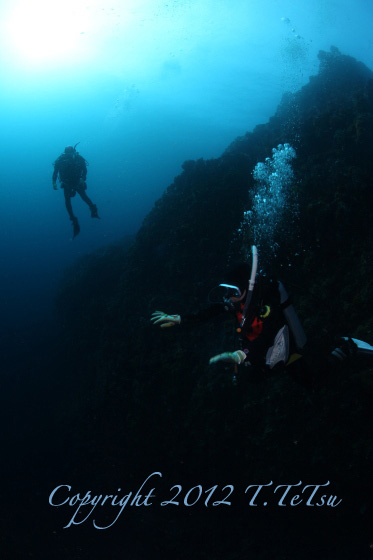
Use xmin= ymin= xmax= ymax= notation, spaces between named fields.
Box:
xmin=0 ymin=0 xmax=372 ymax=332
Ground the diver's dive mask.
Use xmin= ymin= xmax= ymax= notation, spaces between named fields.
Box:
xmin=219 ymin=284 xmax=242 ymax=301
xmin=208 ymin=283 xmax=242 ymax=304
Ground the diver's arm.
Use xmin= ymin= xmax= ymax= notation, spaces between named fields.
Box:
xmin=151 ymin=304 xmax=225 ymax=328
xmin=183 ymin=303 xmax=225 ymax=325
xmin=209 ymin=350 xmax=247 ymax=365
xmin=52 ymin=164 xmax=58 ymax=189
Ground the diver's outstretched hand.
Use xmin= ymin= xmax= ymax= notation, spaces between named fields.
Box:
xmin=209 ymin=350 xmax=246 ymax=365
xmin=151 ymin=311 xmax=181 ymax=328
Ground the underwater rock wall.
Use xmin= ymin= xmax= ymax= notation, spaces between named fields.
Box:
xmin=58 ymin=48 xmax=373 ymax=389
xmin=53 ymin=48 xmax=373 ymax=559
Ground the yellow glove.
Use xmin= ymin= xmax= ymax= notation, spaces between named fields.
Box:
xmin=209 ymin=350 xmax=247 ymax=365
xmin=52 ymin=182 xmax=58 ymax=190
xmin=151 ymin=311 xmax=181 ymax=328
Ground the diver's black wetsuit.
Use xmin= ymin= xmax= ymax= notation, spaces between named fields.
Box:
xmin=182 ymin=274 xmax=372 ymax=386
xmin=184 ymin=276 xmax=301 ymax=372
xmin=52 ymin=151 xmax=95 ymax=222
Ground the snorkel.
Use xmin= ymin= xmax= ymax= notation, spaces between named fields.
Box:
xmin=240 ymin=245 xmax=258 ymax=327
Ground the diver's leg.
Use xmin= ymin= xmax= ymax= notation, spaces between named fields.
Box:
xmin=78 ymin=189 xmax=93 ymax=207
xmin=63 ymin=186 xmax=80 ymax=237
xmin=77 ymin=188 xmax=100 ymax=218
xmin=63 ymin=189 xmax=75 ymax=220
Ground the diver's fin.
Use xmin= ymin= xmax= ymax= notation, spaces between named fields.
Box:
xmin=343 ymin=337 xmax=373 ymax=358
xmin=331 ymin=337 xmax=373 ymax=363
xmin=72 ymin=217 xmax=80 ymax=238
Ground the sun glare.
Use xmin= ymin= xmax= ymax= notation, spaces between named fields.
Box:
xmin=5 ymin=0 xmax=94 ymax=66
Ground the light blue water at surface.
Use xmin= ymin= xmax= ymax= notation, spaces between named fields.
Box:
xmin=0 ymin=0 xmax=372 ymax=330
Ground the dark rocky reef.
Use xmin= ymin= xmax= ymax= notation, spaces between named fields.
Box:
xmin=9 ymin=49 xmax=373 ymax=559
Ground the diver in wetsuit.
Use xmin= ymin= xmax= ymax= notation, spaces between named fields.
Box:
xmin=52 ymin=145 xmax=99 ymax=238
xmin=151 ymin=246 xmax=373 ymax=381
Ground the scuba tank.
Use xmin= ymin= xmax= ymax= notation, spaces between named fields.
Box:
xmin=239 ymin=246 xmax=306 ymax=369
xmin=265 ymin=284 xmax=307 ymax=370
xmin=239 ymin=246 xmax=307 ymax=352
xmin=278 ymin=282 xmax=307 ymax=350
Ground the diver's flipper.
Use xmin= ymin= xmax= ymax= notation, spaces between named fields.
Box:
xmin=72 ymin=217 xmax=80 ymax=238
xmin=331 ymin=337 xmax=373 ymax=363
xmin=343 ymin=337 xmax=373 ymax=359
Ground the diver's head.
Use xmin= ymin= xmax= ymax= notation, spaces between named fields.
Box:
xmin=64 ymin=146 xmax=75 ymax=154
xmin=208 ymin=263 xmax=250 ymax=304
xmin=219 ymin=284 xmax=247 ymax=303
xmin=208 ymin=249 xmax=258 ymax=306
xmin=208 ymin=283 xmax=246 ymax=305
xmin=225 ymin=262 xmax=251 ymax=296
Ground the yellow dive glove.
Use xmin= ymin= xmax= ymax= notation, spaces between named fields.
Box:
xmin=209 ymin=350 xmax=247 ymax=365
xmin=151 ymin=311 xmax=181 ymax=328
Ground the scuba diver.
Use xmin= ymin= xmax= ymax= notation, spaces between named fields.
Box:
xmin=151 ymin=246 xmax=373 ymax=382
xmin=52 ymin=144 xmax=100 ymax=238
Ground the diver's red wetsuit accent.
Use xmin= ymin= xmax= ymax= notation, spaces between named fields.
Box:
xmin=236 ymin=307 xmax=263 ymax=341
